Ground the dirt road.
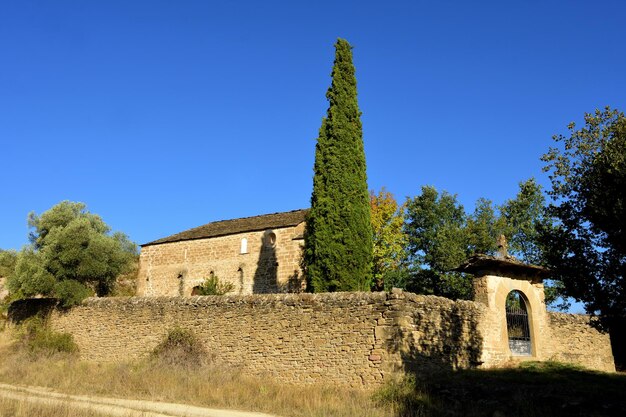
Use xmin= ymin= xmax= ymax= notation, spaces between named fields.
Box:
xmin=0 ymin=383 xmax=279 ymax=417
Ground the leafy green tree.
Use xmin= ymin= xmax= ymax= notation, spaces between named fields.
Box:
xmin=404 ymin=186 xmax=473 ymax=299
xmin=304 ymin=38 xmax=373 ymax=292
xmin=499 ymin=178 xmax=570 ymax=309
xmin=7 ymin=247 xmax=55 ymax=298
xmin=540 ymin=107 xmax=626 ymax=325
xmin=7 ymin=201 xmax=137 ymax=306
xmin=499 ymin=178 xmax=550 ymax=265
xmin=370 ymin=188 xmax=408 ymax=290
xmin=467 ymin=197 xmax=503 ymax=256
xmin=403 ymin=182 xmax=550 ymax=301
xmin=0 ymin=249 xmax=17 ymax=278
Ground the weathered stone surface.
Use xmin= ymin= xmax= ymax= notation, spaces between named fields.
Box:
xmin=39 ymin=288 xmax=615 ymax=386
xmin=48 ymin=292 xmax=486 ymax=386
xmin=548 ymin=312 xmax=614 ymax=372
xmin=137 ymin=222 xmax=306 ymax=296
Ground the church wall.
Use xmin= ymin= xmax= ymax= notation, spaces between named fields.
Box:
xmin=136 ymin=222 xmax=305 ymax=296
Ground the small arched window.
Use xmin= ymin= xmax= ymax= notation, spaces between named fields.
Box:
xmin=240 ymin=238 xmax=248 ymax=254
xmin=238 ymin=267 xmax=244 ymax=294
xmin=505 ymin=290 xmax=532 ymax=356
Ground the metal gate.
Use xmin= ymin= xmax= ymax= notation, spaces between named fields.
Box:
xmin=506 ymin=291 xmax=531 ymax=356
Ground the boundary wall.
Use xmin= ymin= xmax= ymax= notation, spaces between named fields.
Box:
xmin=48 ymin=292 xmax=484 ymax=386
xmin=9 ymin=291 xmax=615 ymax=386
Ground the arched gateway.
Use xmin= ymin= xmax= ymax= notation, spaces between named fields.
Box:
xmin=505 ymin=290 xmax=532 ymax=356
xmin=454 ymin=239 xmax=551 ymax=365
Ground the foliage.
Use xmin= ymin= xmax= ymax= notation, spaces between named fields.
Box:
xmin=150 ymin=327 xmax=208 ymax=368
xmin=304 ymin=38 xmax=373 ymax=292
xmin=54 ymin=280 xmax=93 ymax=308
xmin=194 ymin=275 xmax=234 ymax=296
xmin=500 ymin=178 xmax=550 ymax=265
xmin=17 ymin=315 xmax=78 ymax=355
xmin=540 ymin=107 xmax=626 ymax=325
xmin=466 ymin=197 xmax=503 ymax=256
xmin=370 ymin=188 xmax=408 ymax=290
xmin=404 ymin=186 xmax=476 ymax=299
xmin=7 ymin=247 xmax=56 ymax=297
xmin=7 ymin=201 xmax=137 ymax=306
xmin=373 ymin=375 xmax=431 ymax=417
xmin=403 ymin=181 xmax=551 ymax=301
xmin=0 ymin=249 xmax=17 ymax=277
xmin=499 ymin=179 xmax=568 ymax=309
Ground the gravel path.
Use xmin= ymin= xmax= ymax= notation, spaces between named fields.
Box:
xmin=0 ymin=383 xmax=280 ymax=417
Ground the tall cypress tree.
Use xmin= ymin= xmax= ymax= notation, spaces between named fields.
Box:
xmin=304 ymin=38 xmax=373 ymax=292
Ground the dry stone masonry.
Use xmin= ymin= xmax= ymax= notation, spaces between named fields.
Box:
xmin=43 ymin=289 xmax=614 ymax=386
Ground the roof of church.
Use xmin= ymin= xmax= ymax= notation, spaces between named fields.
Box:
xmin=142 ymin=209 xmax=309 ymax=246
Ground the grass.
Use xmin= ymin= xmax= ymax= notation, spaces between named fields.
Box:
xmin=0 ymin=397 xmax=114 ymax=417
xmin=376 ymin=362 xmax=626 ymax=417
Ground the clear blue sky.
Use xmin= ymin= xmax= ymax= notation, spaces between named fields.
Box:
xmin=2 ymin=0 xmax=625 ymax=252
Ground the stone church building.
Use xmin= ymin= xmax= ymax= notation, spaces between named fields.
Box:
xmin=137 ymin=209 xmax=308 ymax=296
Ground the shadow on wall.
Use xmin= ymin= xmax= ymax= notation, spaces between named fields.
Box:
xmin=7 ymin=298 xmax=58 ymax=324
xmin=385 ymin=300 xmax=484 ymax=375
xmin=285 ymin=244 xmax=306 ymax=293
xmin=609 ymin=318 xmax=626 ymax=371
xmin=252 ymin=231 xmax=278 ymax=294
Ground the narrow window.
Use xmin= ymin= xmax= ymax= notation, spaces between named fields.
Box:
xmin=238 ymin=267 xmax=244 ymax=294
xmin=240 ymin=238 xmax=248 ymax=254
xmin=506 ymin=290 xmax=532 ymax=356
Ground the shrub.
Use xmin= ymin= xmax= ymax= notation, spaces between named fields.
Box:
xmin=150 ymin=327 xmax=208 ymax=368
xmin=54 ymin=279 xmax=92 ymax=308
xmin=195 ymin=275 xmax=234 ymax=296
xmin=374 ymin=375 xmax=432 ymax=417
xmin=18 ymin=315 xmax=78 ymax=355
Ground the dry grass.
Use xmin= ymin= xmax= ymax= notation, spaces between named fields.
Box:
xmin=0 ymin=330 xmax=390 ymax=417
xmin=0 ymin=396 xmax=114 ymax=417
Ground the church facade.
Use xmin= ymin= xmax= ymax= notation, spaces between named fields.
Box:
xmin=136 ymin=209 xmax=308 ymax=296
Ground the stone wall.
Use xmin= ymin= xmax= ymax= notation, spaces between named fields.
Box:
xmin=137 ymin=223 xmax=305 ymax=296
xmin=48 ymin=292 xmax=485 ymax=386
xmin=6 ymin=289 xmax=612 ymax=386
xmin=548 ymin=312 xmax=615 ymax=372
